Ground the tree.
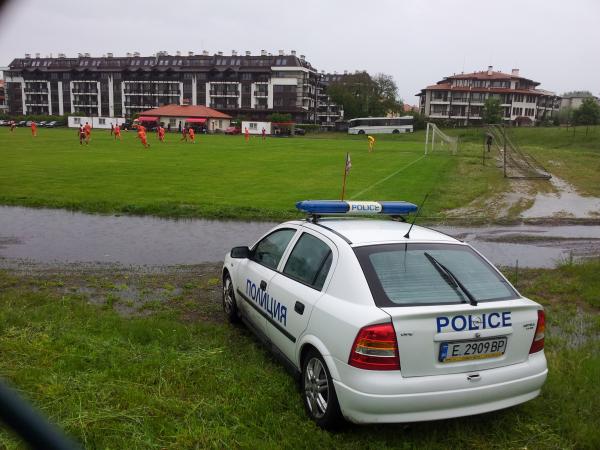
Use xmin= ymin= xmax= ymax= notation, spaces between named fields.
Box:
xmin=482 ymin=97 xmax=502 ymax=124
xmin=372 ymin=73 xmax=403 ymax=115
xmin=327 ymin=72 xmax=403 ymax=119
xmin=572 ymin=97 xmax=600 ymax=134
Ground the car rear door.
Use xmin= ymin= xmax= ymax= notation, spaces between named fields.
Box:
xmin=265 ymin=230 xmax=336 ymax=365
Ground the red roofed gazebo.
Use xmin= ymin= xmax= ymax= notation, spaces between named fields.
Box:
xmin=139 ymin=104 xmax=232 ymax=132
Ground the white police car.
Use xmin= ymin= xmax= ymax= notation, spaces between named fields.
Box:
xmin=222 ymin=200 xmax=547 ymax=427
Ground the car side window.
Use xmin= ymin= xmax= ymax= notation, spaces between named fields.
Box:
xmin=283 ymin=233 xmax=333 ymax=290
xmin=251 ymin=228 xmax=296 ymax=270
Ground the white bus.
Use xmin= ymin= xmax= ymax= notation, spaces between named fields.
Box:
xmin=347 ymin=116 xmax=414 ymax=134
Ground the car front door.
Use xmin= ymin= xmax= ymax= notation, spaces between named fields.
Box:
xmin=265 ymin=231 xmax=336 ymax=366
xmin=235 ymin=227 xmax=298 ymax=340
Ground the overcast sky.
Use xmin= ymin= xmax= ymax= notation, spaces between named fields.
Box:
xmin=1 ymin=0 xmax=598 ymax=103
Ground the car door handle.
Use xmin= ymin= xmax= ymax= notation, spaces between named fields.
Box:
xmin=260 ymin=280 xmax=267 ymax=290
xmin=294 ymin=301 xmax=305 ymax=315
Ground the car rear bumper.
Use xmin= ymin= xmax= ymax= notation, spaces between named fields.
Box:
xmin=333 ymin=352 xmax=547 ymax=424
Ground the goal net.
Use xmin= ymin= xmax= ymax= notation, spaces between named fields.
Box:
xmin=424 ymin=123 xmax=458 ymax=155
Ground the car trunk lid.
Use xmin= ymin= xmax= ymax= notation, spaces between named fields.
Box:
xmin=381 ymin=299 xmax=540 ymax=377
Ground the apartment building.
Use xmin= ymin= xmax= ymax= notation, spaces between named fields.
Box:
xmin=2 ymin=50 xmax=331 ymax=123
xmin=316 ymin=72 xmax=345 ymax=128
xmin=417 ymin=67 xmax=560 ymax=125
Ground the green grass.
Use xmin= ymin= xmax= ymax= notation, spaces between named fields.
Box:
xmin=0 ymin=128 xmax=506 ymax=221
xmin=0 ymin=261 xmax=598 ymax=449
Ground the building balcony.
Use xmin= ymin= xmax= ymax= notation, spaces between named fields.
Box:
xmin=210 ymin=92 xmax=239 ymax=97
xmin=430 ymin=99 xmax=449 ymax=104
xmin=123 ymin=92 xmax=180 ymax=96
xmin=25 ymin=102 xmax=50 ymax=106
xmin=72 ymin=91 xmax=98 ymax=95
xmin=254 ymin=91 xmax=268 ymax=97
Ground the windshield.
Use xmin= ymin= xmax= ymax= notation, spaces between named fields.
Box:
xmin=354 ymin=243 xmax=518 ymax=306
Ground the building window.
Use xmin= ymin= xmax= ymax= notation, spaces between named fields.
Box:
xmin=73 ymin=118 xmax=80 ymax=124
xmin=99 ymin=118 xmax=106 ymax=124
xmin=249 ymin=122 xmax=257 ymax=130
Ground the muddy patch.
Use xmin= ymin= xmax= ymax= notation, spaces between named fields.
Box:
xmin=0 ymin=261 xmax=224 ymax=321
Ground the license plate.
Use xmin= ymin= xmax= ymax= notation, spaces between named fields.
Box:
xmin=438 ymin=337 xmax=507 ymax=363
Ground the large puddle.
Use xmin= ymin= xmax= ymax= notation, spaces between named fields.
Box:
xmin=1 ymin=206 xmax=599 ymax=269
xmin=522 ymin=177 xmax=600 ymax=218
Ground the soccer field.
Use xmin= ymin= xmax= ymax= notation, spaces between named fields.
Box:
xmin=0 ymin=128 xmax=502 ymax=220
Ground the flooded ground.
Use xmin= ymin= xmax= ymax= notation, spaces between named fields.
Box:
xmin=522 ymin=177 xmax=600 ymax=219
xmin=1 ymin=206 xmax=599 ymax=269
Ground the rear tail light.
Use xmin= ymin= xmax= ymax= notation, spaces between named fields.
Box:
xmin=529 ymin=310 xmax=545 ymax=354
xmin=349 ymin=322 xmax=400 ymax=370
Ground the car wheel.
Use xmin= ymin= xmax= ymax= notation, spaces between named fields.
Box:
xmin=358 ymin=130 xmax=365 ymax=135
xmin=392 ymin=129 xmax=400 ymax=134
xmin=301 ymin=350 xmax=342 ymax=428
xmin=222 ymin=273 xmax=239 ymax=323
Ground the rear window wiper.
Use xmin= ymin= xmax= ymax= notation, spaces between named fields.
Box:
xmin=424 ymin=252 xmax=478 ymax=306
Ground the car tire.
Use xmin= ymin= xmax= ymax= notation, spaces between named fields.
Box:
xmin=358 ymin=130 xmax=365 ymax=135
xmin=392 ymin=129 xmax=400 ymax=134
xmin=301 ymin=349 xmax=342 ymax=429
xmin=222 ymin=273 xmax=240 ymax=323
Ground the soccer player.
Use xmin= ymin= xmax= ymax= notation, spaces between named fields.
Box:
xmin=158 ymin=125 xmax=165 ymax=143
xmin=114 ymin=124 xmax=121 ymax=141
xmin=79 ymin=125 xmax=87 ymax=145
xmin=180 ymin=125 xmax=188 ymax=142
xmin=10 ymin=120 xmax=16 ymax=132
xmin=138 ymin=126 xmax=150 ymax=149
xmin=31 ymin=121 xmax=37 ymax=137
xmin=110 ymin=123 xmax=114 ymax=136
xmin=188 ymin=127 xmax=195 ymax=144
xmin=84 ymin=122 xmax=92 ymax=144
xmin=368 ymin=135 xmax=376 ymax=153
xmin=245 ymin=127 xmax=249 ymax=142
xmin=261 ymin=127 xmax=266 ymax=140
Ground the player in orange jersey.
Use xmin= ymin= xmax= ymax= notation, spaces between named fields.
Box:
xmin=114 ymin=124 xmax=121 ymax=140
xmin=84 ymin=122 xmax=92 ymax=144
xmin=31 ymin=121 xmax=37 ymax=137
xmin=158 ymin=125 xmax=165 ymax=143
xmin=244 ymin=127 xmax=249 ymax=142
xmin=188 ymin=126 xmax=195 ymax=143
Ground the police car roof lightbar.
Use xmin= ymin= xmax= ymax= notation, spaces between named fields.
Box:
xmin=296 ymin=200 xmax=418 ymax=217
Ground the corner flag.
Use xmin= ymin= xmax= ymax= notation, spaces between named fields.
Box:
xmin=341 ymin=152 xmax=351 ymax=200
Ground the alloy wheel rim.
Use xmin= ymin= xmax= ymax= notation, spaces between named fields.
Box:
xmin=304 ymin=357 xmax=329 ymax=419
xmin=223 ymin=278 xmax=233 ymax=313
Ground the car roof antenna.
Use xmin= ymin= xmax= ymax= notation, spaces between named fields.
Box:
xmin=404 ymin=193 xmax=429 ymax=239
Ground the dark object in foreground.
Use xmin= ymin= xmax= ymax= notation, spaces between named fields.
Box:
xmin=0 ymin=379 xmax=81 ymax=450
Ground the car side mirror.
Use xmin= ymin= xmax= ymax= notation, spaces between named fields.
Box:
xmin=230 ymin=246 xmax=250 ymax=259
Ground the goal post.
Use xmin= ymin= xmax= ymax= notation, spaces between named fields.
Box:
xmin=424 ymin=123 xmax=458 ymax=155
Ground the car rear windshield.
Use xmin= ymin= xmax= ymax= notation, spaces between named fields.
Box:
xmin=354 ymin=243 xmax=518 ymax=307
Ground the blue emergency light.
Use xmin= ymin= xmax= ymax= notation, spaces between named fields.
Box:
xmin=296 ymin=200 xmax=418 ymax=216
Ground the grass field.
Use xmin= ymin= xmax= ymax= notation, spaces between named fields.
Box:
xmin=0 ymin=127 xmax=504 ymax=221
xmin=0 ymin=260 xmax=598 ymax=449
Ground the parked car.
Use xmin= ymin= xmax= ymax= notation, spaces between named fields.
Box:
xmin=224 ymin=126 xmax=241 ymax=135
xmin=222 ymin=200 xmax=547 ymax=428
xmin=25 ymin=121 xmax=33 ymax=127
xmin=45 ymin=121 xmax=59 ymax=128
xmin=0 ymin=120 xmax=6 ymax=126
xmin=17 ymin=121 xmax=27 ymax=127
xmin=294 ymin=128 xmax=306 ymax=136
xmin=38 ymin=121 xmax=47 ymax=127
